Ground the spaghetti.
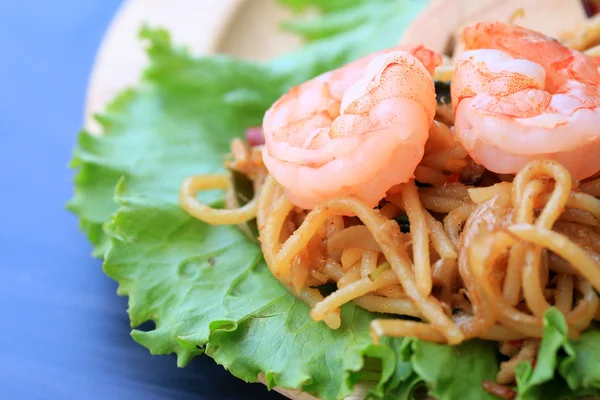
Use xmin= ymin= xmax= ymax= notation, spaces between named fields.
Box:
xmin=178 ymin=21 xmax=600 ymax=393
xmin=180 ymin=123 xmax=600 ymax=384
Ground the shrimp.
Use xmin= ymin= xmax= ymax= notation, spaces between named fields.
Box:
xmin=262 ymin=46 xmax=442 ymax=209
xmin=452 ymin=21 xmax=600 ymax=181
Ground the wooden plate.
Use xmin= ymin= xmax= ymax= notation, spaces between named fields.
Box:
xmin=86 ymin=0 xmax=587 ymax=132
xmin=85 ymin=0 xmax=302 ymax=133
xmin=85 ymin=0 xmax=588 ymax=399
xmin=401 ymin=0 xmax=587 ymax=55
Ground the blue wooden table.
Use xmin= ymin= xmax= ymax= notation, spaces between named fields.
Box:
xmin=0 ymin=1 xmax=282 ymax=398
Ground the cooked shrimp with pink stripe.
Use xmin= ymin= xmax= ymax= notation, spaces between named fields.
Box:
xmin=261 ymin=46 xmax=442 ymax=209
xmin=452 ymin=21 xmax=600 ymax=181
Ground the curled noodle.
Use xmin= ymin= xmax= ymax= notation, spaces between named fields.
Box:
xmin=179 ymin=45 xmax=600 ymax=386
xmin=179 ymin=130 xmax=600 ymax=357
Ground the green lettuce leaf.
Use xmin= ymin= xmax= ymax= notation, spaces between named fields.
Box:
xmin=377 ymin=337 xmax=414 ymax=397
xmin=372 ymin=338 xmax=499 ymax=400
xmin=271 ymin=0 xmax=428 ymax=85
xmin=280 ymin=0 xmax=426 ymax=43
xmin=380 ymin=373 xmax=427 ymax=400
xmin=277 ymin=0 xmax=365 ymax=13
xmin=559 ymin=328 xmax=600 ymax=392
xmin=106 ymin=197 xmax=397 ymax=399
xmin=373 ymin=338 xmax=420 ymax=400
xmin=72 ymin=24 xmax=408 ymax=400
xmin=67 ymin=28 xmax=283 ymax=257
xmin=67 ymin=90 xmax=137 ymax=257
xmin=515 ymin=308 xmax=572 ymax=400
xmin=411 ymin=339 xmax=499 ymax=400
xmin=515 ymin=308 xmax=600 ymax=400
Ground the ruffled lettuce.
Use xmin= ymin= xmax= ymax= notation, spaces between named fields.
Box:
xmin=69 ymin=24 xmax=406 ymax=400
xmin=515 ymin=308 xmax=600 ymax=400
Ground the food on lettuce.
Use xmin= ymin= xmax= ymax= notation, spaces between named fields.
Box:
xmin=181 ymin=20 xmax=600 ymax=398
xmin=70 ymin=3 xmax=600 ymax=399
